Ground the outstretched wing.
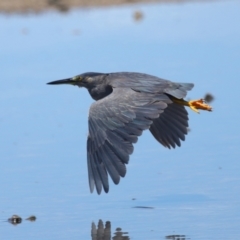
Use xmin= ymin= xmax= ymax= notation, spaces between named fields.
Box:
xmin=108 ymin=72 xmax=194 ymax=99
xmin=87 ymin=88 xmax=171 ymax=194
xmin=149 ymin=103 xmax=189 ymax=149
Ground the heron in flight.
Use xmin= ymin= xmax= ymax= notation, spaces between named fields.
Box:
xmin=48 ymin=72 xmax=212 ymax=194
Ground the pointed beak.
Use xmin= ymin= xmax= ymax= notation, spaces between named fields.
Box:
xmin=47 ymin=78 xmax=76 ymax=85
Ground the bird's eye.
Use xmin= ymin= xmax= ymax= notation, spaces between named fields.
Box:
xmin=72 ymin=76 xmax=82 ymax=81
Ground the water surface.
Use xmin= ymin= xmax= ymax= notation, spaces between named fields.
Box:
xmin=0 ymin=1 xmax=240 ymax=239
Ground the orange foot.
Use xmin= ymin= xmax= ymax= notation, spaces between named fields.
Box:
xmin=189 ymin=99 xmax=212 ymax=113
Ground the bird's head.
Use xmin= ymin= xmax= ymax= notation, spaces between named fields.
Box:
xmin=47 ymin=72 xmax=107 ymax=88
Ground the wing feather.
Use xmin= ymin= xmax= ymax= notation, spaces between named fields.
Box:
xmin=149 ymin=103 xmax=189 ymax=149
xmin=87 ymin=88 xmax=168 ymax=193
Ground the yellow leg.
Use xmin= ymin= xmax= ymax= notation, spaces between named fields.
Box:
xmin=170 ymin=97 xmax=212 ymax=113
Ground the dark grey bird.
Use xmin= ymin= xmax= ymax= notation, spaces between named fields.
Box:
xmin=47 ymin=72 xmax=212 ymax=194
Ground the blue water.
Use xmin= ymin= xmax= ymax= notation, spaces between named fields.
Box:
xmin=0 ymin=0 xmax=240 ymax=239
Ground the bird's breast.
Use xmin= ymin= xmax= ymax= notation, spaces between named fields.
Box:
xmin=88 ymin=85 xmax=113 ymax=101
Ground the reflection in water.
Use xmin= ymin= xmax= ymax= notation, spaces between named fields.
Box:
xmin=7 ymin=214 xmax=37 ymax=225
xmin=26 ymin=215 xmax=37 ymax=222
xmin=132 ymin=206 xmax=154 ymax=209
xmin=8 ymin=215 xmax=22 ymax=225
xmin=113 ymin=227 xmax=129 ymax=240
xmin=91 ymin=220 xmax=111 ymax=240
xmin=91 ymin=220 xmax=130 ymax=240
xmin=165 ymin=235 xmax=190 ymax=240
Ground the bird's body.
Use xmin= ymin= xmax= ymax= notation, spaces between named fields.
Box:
xmin=48 ymin=72 xmax=212 ymax=194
